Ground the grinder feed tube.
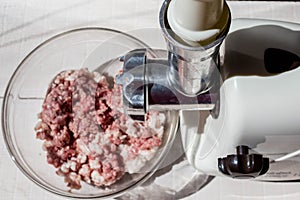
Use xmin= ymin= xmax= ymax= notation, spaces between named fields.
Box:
xmin=167 ymin=0 xmax=226 ymax=46
xmin=162 ymin=0 xmax=231 ymax=95
xmin=117 ymin=0 xmax=231 ymax=115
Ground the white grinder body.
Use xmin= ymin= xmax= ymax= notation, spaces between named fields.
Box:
xmin=181 ymin=19 xmax=300 ymax=181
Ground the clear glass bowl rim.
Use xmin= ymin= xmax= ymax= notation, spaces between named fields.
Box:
xmin=1 ymin=27 xmax=179 ymax=199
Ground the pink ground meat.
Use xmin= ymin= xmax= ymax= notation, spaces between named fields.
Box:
xmin=35 ymin=68 xmax=166 ymax=189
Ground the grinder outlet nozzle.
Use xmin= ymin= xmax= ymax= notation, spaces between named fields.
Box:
xmin=116 ymin=49 xmax=218 ymax=116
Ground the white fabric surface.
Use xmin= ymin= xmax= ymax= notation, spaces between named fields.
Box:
xmin=1 ymin=1 xmax=300 ymax=199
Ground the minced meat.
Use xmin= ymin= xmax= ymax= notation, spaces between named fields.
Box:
xmin=35 ymin=69 xmax=166 ymax=189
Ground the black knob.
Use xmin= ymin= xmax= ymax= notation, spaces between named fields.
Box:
xmin=218 ymin=145 xmax=269 ymax=179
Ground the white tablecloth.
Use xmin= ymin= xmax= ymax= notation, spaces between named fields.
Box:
xmin=1 ymin=1 xmax=300 ymax=199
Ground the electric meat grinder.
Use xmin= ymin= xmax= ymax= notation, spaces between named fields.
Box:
xmin=117 ymin=0 xmax=300 ymax=181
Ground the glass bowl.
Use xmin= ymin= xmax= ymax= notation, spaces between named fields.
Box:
xmin=2 ymin=28 xmax=179 ymax=199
